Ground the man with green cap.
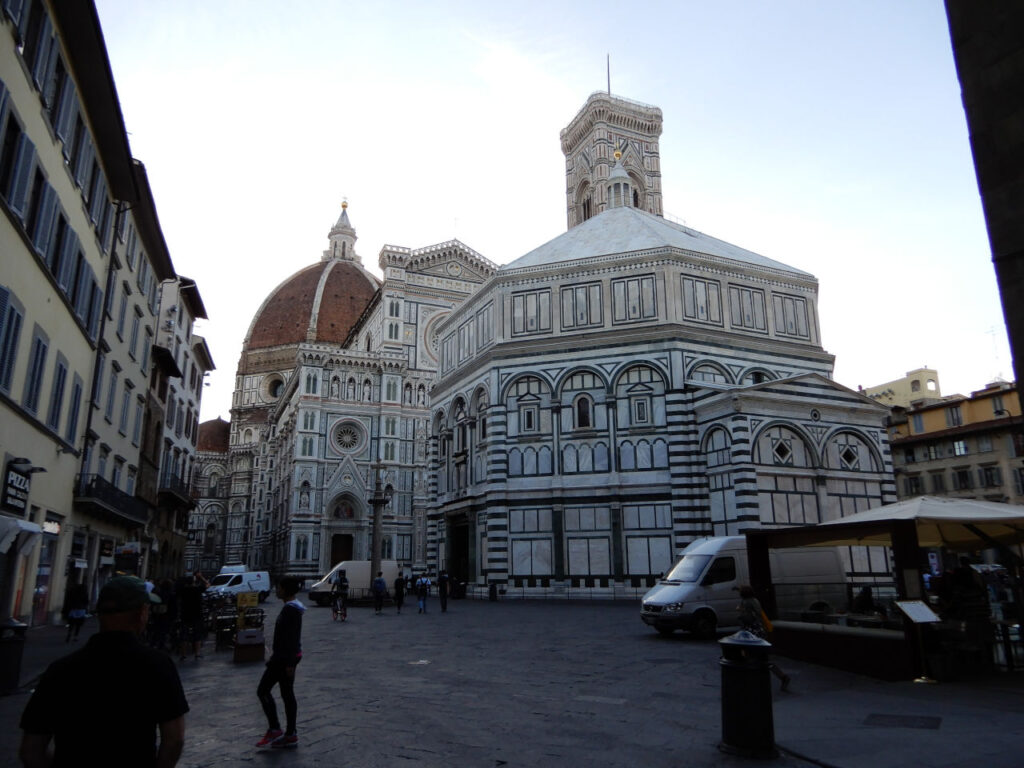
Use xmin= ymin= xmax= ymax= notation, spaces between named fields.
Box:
xmin=19 ymin=575 xmax=190 ymax=767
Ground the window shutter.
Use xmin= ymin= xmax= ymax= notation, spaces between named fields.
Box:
xmin=88 ymin=282 xmax=103 ymax=339
xmin=74 ymin=136 xmax=93 ymax=188
xmin=2 ymin=0 xmax=27 ymax=27
xmin=0 ymin=303 xmax=21 ymax=392
xmin=7 ymin=133 xmax=36 ymax=219
xmin=0 ymin=287 xmax=9 ymax=338
xmin=55 ymin=79 xmax=77 ymax=147
xmin=30 ymin=15 xmax=55 ymax=93
xmin=0 ymin=80 xmax=8 ymax=135
xmin=57 ymin=229 xmax=79 ymax=292
xmin=31 ymin=182 xmax=58 ymax=255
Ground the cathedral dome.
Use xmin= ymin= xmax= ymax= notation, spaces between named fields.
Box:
xmin=197 ymin=417 xmax=230 ymax=452
xmin=245 ymin=259 xmax=380 ymax=350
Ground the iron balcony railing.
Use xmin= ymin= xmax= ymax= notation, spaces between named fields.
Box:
xmin=74 ymin=474 xmax=150 ymax=526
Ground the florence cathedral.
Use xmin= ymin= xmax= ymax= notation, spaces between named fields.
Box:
xmin=189 ymin=92 xmax=896 ymax=595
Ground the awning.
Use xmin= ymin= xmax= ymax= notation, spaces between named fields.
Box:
xmin=816 ymin=496 xmax=1024 ymax=551
xmin=0 ymin=515 xmax=43 ymax=553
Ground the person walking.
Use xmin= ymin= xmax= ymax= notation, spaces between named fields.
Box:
xmin=738 ymin=585 xmax=790 ymax=691
xmin=20 ymin=575 xmax=189 ymax=767
xmin=256 ymin=576 xmax=306 ymax=749
xmin=393 ymin=572 xmax=406 ymax=614
xmin=371 ymin=571 xmax=388 ymax=615
xmin=437 ymin=570 xmax=450 ymax=613
xmin=177 ymin=574 xmax=205 ymax=661
xmin=416 ymin=573 xmax=431 ymax=614
xmin=331 ymin=569 xmax=349 ymax=621
xmin=65 ymin=582 xmax=89 ymax=642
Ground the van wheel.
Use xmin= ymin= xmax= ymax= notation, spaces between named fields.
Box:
xmin=693 ymin=611 xmax=717 ymax=640
xmin=258 ymin=591 xmax=270 ymax=603
xmin=809 ymin=601 xmax=830 ymax=613
xmin=656 ymin=627 xmax=675 ymax=637
xmin=313 ymin=594 xmax=329 ymax=607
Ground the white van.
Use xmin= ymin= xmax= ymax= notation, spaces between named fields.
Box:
xmin=205 ymin=570 xmax=272 ymax=601
xmin=640 ymin=536 xmax=845 ymax=638
xmin=309 ymin=560 xmax=399 ymax=606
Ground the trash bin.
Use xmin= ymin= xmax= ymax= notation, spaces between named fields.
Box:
xmin=488 ymin=582 xmax=498 ymax=602
xmin=0 ymin=618 xmax=29 ymax=695
xmin=718 ymin=630 xmax=777 ymax=759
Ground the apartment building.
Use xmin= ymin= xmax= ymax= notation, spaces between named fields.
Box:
xmin=0 ymin=1 xmax=208 ymax=623
xmin=888 ymin=381 xmax=1024 ymax=504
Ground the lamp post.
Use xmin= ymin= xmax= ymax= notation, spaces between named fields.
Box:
xmin=369 ymin=462 xmax=392 ymax=581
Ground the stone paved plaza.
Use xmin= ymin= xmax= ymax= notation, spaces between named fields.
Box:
xmin=7 ymin=596 xmax=1024 ymax=768
xmin=176 ymin=596 xmax=775 ymax=768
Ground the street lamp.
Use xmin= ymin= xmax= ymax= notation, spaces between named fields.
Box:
xmin=369 ymin=461 xmax=393 ymax=581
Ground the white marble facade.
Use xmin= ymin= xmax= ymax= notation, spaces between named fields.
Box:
xmin=217 ymin=92 xmax=896 ymax=591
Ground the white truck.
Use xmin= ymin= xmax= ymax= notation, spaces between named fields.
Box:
xmin=309 ymin=560 xmax=400 ymax=606
xmin=640 ymin=536 xmax=846 ymax=638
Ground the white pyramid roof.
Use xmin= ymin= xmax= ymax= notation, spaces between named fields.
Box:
xmin=502 ymin=206 xmax=812 ymax=279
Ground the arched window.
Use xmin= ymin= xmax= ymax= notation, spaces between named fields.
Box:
xmin=690 ymin=364 xmax=729 ymax=384
xmin=575 ymin=396 xmax=592 ymax=429
xmin=381 ymin=536 xmax=393 ymax=559
xmin=204 ymin=523 xmax=216 ymax=555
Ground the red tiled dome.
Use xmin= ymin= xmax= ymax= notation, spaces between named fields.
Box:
xmin=197 ymin=417 xmax=230 ymax=452
xmin=246 ymin=260 xmax=379 ymax=350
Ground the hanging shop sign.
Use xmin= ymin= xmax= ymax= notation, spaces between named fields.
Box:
xmin=2 ymin=462 xmax=31 ymax=513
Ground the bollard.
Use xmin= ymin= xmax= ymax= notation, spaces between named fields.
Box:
xmin=718 ymin=630 xmax=778 ymax=759
xmin=0 ymin=618 xmax=29 ymax=695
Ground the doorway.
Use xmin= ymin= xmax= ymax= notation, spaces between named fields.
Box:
xmin=331 ymin=534 xmax=353 ymax=566
xmin=448 ymin=523 xmax=470 ymax=585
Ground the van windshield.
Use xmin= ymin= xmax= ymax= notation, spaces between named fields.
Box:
xmin=208 ymin=575 xmax=232 ymax=587
xmin=663 ymin=554 xmax=712 ymax=583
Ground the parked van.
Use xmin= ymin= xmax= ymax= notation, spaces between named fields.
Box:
xmin=206 ymin=570 xmax=272 ymax=601
xmin=309 ymin=560 xmax=399 ymax=606
xmin=640 ymin=536 xmax=845 ymax=638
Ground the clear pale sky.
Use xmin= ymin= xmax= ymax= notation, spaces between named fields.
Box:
xmin=93 ymin=0 xmax=1012 ymax=422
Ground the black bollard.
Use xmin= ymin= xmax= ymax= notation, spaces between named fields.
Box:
xmin=718 ymin=630 xmax=778 ymax=759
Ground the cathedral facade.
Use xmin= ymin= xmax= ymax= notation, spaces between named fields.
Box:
xmin=192 ymin=92 xmax=896 ymax=591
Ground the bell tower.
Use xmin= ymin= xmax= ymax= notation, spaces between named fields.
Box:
xmin=560 ymin=92 xmax=664 ymax=229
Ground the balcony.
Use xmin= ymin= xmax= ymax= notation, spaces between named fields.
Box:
xmin=159 ymin=471 xmax=195 ymax=510
xmin=74 ymin=474 xmax=150 ymax=528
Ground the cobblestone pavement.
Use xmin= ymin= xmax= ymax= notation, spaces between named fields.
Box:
xmin=5 ymin=596 xmax=1024 ymax=768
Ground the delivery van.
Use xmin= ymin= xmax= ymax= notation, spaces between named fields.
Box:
xmin=309 ymin=560 xmax=399 ymax=606
xmin=205 ymin=570 xmax=272 ymax=601
xmin=640 ymin=536 xmax=845 ymax=638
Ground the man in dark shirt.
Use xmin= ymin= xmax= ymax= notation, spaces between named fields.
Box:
xmin=20 ymin=575 xmax=189 ymax=767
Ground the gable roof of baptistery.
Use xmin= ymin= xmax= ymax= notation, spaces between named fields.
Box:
xmin=501 ymin=205 xmax=813 ymax=279
xmin=243 ymin=258 xmax=380 ymax=351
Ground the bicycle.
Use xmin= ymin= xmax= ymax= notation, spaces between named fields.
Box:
xmin=331 ymin=591 xmax=347 ymax=622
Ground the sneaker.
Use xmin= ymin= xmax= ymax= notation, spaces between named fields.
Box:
xmin=271 ymin=732 xmax=298 ymax=749
xmin=256 ymin=729 xmax=283 ymax=748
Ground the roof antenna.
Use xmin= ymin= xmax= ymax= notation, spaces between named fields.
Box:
xmin=607 ymin=54 xmax=611 ymax=95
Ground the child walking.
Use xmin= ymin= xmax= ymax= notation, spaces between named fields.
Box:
xmin=256 ymin=576 xmax=306 ymax=748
